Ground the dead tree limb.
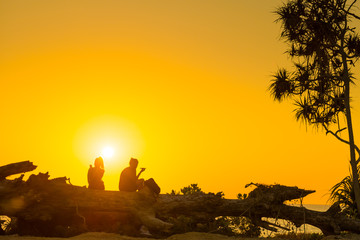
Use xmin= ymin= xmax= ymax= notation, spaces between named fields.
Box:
xmin=0 ymin=161 xmax=360 ymax=237
xmin=0 ymin=161 xmax=36 ymax=180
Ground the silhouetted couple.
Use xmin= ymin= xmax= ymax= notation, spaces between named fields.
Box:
xmin=87 ymin=157 xmax=144 ymax=191
xmin=88 ymin=157 xmax=159 ymax=194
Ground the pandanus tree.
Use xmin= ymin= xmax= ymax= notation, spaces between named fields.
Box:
xmin=270 ymin=0 xmax=360 ymax=215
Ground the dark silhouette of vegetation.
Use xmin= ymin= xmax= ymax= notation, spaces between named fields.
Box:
xmin=214 ymin=193 xmax=261 ymax=237
xmin=270 ymin=0 xmax=360 ymax=216
xmin=169 ymin=184 xmax=261 ymax=237
xmin=330 ymin=169 xmax=360 ymax=217
xmin=181 ymin=183 xmax=203 ymax=195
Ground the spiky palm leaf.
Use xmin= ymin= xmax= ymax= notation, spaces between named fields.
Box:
xmin=330 ymin=171 xmax=359 ymax=218
xmin=269 ymin=69 xmax=294 ymax=101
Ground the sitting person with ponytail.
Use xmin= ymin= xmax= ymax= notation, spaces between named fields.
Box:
xmin=87 ymin=157 xmax=105 ymax=190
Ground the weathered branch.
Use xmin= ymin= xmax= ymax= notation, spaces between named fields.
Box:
xmin=0 ymin=161 xmax=37 ymax=180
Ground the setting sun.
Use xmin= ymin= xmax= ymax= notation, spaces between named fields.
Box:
xmin=101 ymin=146 xmax=115 ymax=159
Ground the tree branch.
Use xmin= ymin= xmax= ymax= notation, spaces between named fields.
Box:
xmin=347 ymin=0 xmax=358 ymax=13
xmin=347 ymin=11 xmax=360 ymax=20
xmin=344 ymin=0 xmax=360 ymax=20
xmin=323 ymin=124 xmax=360 ymax=157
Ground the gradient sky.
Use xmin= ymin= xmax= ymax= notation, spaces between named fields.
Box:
xmin=2 ymin=0 xmax=360 ymax=204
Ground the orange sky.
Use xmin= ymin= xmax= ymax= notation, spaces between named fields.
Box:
xmin=1 ymin=0 xmax=360 ymax=204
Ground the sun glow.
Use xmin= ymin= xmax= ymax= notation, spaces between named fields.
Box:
xmin=73 ymin=115 xmax=145 ymax=169
xmin=101 ymin=146 xmax=115 ymax=159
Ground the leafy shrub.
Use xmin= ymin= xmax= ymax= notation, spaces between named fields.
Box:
xmin=181 ymin=184 xmax=203 ymax=195
xmin=213 ymin=216 xmax=261 ymax=237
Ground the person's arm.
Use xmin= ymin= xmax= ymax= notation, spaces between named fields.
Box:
xmin=136 ymin=168 xmax=145 ymax=179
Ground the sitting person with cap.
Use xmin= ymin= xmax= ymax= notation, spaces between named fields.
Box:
xmin=119 ymin=157 xmax=145 ymax=192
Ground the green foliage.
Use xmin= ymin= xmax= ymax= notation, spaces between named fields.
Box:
xmin=170 ymin=189 xmax=179 ymax=195
xmin=330 ymin=170 xmax=359 ymax=218
xmin=172 ymin=183 xmax=224 ymax=197
xmin=237 ymin=193 xmax=247 ymax=199
xmin=214 ymin=216 xmax=261 ymax=237
xmin=180 ymin=184 xmax=203 ymax=195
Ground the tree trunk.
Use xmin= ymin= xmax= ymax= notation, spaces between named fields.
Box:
xmin=1 ymin=162 xmax=360 ymax=237
xmin=341 ymin=45 xmax=360 ymax=216
xmin=344 ymin=101 xmax=360 ymax=216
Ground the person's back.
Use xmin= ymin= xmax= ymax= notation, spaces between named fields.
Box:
xmin=88 ymin=157 xmax=105 ymax=190
xmin=119 ymin=158 xmax=145 ymax=192
xmin=119 ymin=166 xmax=137 ymax=191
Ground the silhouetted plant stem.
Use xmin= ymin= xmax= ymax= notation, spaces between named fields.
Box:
xmin=340 ymin=17 xmax=360 ymax=212
xmin=343 ymin=60 xmax=360 ymax=214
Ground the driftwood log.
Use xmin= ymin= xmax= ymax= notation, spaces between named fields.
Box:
xmin=0 ymin=161 xmax=36 ymax=180
xmin=0 ymin=161 xmax=360 ymax=237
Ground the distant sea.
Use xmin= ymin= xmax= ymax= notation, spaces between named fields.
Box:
xmin=304 ymin=204 xmax=330 ymax=212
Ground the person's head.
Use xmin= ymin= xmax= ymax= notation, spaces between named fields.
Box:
xmin=94 ymin=157 xmax=104 ymax=168
xmin=129 ymin=158 xmax=138 ymax=168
